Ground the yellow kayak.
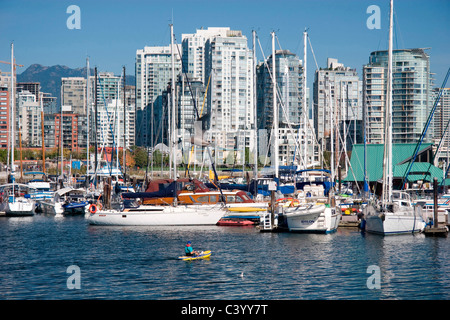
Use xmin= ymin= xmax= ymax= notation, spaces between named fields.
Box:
xmin=178 ymin=250 xmax=211 ymax=261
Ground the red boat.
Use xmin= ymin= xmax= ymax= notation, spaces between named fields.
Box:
xmin=217 ymin=219 xmax=255 ymax=226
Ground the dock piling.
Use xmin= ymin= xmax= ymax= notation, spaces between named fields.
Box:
xmin=423 ymin=178 xmax=448 ymax=237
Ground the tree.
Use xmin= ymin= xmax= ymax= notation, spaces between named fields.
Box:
xmin=131 ymin=146 xmax=148 ymax=168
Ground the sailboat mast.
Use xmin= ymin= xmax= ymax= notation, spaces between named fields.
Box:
xmin=387 ymin=0 xmax=394 ymax=202
xmin=123 ymin=66 xmax=126 ymax=184
xmin=94 ymin=67 xmax=98 ymax=185
xmin=86 ymin=57 xmax=90 ymax=184
xmin=329 ymin=80 xmax=335 ymax=184
xmin=40 ymin=93 xmax=45 ymax=174
xmin=116 ymin=74 xmax=120 ymax=172
xmin=10 ymin=43 xmax=15 ymax=184
xmin=252 ymin=30 xmax=258 ymax=180
xmin=303 ymin=29 xmax=308 ymax=170
xmin=382 ymin=0 xmax=394 ymax=205
xmin=272 ymin=31 xmax=279 ymax=179
xmin=170 ymin=24 xmax=177 ymax=179
xmin=60 ymin=91 xmax=64 ymax=179
xmin=363 ymin=74 xmax=369 ymax=199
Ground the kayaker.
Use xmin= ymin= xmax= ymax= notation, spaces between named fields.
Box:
xmin=185 ymin=241 xmax=198 ymax=256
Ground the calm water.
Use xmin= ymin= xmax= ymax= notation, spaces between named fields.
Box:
xmin=0 ymin=215 xmax=449 ymax=300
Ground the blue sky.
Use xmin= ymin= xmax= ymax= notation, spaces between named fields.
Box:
xmin=0 ymin=0 xmax=449 ymax=88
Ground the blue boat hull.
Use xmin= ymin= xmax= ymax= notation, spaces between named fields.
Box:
xmin=62 ymin=201 xmax=89 ymax=216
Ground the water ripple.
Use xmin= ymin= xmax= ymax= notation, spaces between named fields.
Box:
xmin=0 ymin=217 xmax=449 ymax=299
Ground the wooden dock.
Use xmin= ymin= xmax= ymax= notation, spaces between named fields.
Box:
xmin=423 ymin=178 xmax=449 ymax=237
xmin=339 ymin=215 xmax=360 ymax=228
xmin=423 ymin=223 xmax=448 ymax=237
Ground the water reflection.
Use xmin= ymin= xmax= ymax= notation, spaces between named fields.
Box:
xmin=0 ymin=216 xmax=449 ymax=299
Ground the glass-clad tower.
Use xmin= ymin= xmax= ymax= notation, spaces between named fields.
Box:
xmin=363 ymin=48 xmax=432 ymax=144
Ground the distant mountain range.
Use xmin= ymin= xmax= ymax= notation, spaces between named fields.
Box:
xmin=17 ymin=64 xmax=135 ymax=106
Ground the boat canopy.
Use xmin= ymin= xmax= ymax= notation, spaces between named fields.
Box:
xmin=295 ymin=169 xmax=331 ymax=175
xmin=55 ymin=187 xmax=86 ymax=196
xmin=24 ymin=171 xmax=46 ymax=176
xmin=0 ymin=183 xmax=37 ymax=190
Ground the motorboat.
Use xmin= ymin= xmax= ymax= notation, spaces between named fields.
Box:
xmin=0 ymin=183 xmax=36 ymax=217
xmin=39 ymin=187 xmax=89 ymax=217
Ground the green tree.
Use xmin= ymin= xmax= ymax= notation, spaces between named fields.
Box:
xmin=132 ymin=146 xmax=148 ymax=168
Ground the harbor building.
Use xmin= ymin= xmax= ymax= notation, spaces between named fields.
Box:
xmin=135 ymin=45 xmax=182 ymax=147
xmin=313 ymin=58 xmax=362 ymax=154
xmin=363 ymin=48 xmax=433 ymax=145
xmin=344 ymin=143 xmax=446 ymax=193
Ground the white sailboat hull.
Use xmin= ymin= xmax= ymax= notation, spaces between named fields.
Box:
xmin=363 ymin=204 xmax=426 ymax=235
xmin=5 ymin=198 xmax=35 ymax=217
xmin=39 ymin=200 xmax=64 ymax=216
xmin=87 ymin=204 xmax=226 ymax=226
xmin=284 ymin=204 xmax=341 ymax=233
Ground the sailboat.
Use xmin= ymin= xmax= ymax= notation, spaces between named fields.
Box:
xmin=1 ymin=43 xmax=36 ymax=217
xmin=279 ymin=30 xmax=340 ymax=233
xmin=362 ymin=0 xmax=425 ymax=235
xmin=87 ymin=24 xmax=226 ymax=226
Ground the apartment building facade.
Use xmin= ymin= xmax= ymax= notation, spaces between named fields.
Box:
xmin=363 ymin=48 xmax=432 ymax=145
xmin=135 ymin=45 xmax=182 ymax=146
xmin=61 ymin=77 xmax=86 ymax=115
xmin=257 ymin=49 xmax=307 ymax=166
xmin=203 ymin=29 xmax=255 ymax=165
xmin=313 ymin=58 xmax=362 ymax=153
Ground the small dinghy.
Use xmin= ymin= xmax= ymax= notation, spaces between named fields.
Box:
xmin=217 ymin=219 xmax=255 ymax=226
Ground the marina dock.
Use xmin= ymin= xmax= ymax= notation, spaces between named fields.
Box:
xmin=339 ymin=215 xmax=360 ymax=228
xmin=423 ymin=226 xmax=448 ymax=237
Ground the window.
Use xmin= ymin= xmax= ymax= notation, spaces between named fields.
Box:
xmin=196 ymin=196 xmax=209 ymax=203
xmin=226 ymin=196 xmax=236 ymax=203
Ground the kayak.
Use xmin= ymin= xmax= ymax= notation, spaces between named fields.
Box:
xmin=178 ymin=250 xmax=212 ymax=261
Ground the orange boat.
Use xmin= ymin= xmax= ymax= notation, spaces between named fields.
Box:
xmin=134 ymin=179 xmax=210 ymax=205
xmin=123 ymin=179 xmax=260 ymax=208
